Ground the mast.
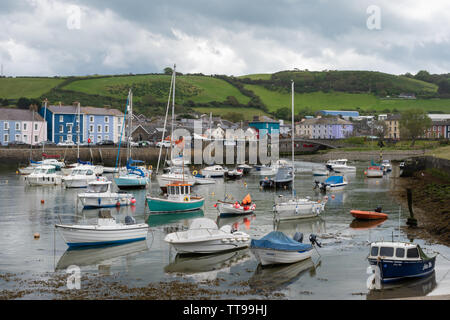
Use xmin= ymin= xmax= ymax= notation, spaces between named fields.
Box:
xmin=171 ymin=64 xmax=176 ymax=162
xmin=30 ymin=108 xmax=35 ymax=160
xmin=291 ymin=80 xmax=295 ymax=197
xmin=127 ymin=89 xmax=133 ymax=161
xmin=42 ymin=99 xmax=48 ymax=155
xmin=77 ymin=102 xmax=80 ymax=160
xmin=156 ymin=67 xmax=174 ymax=174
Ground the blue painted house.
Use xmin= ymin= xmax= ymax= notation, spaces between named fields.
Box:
xmin=39 ymin=103 xmax=124 ymax=144
xmin=249 ymin=116 xmax=280 ymax=138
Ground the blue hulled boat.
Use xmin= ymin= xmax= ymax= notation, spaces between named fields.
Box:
xmin=114 ymin=159 xmax=151 ymax=189
xmin=368 ymin=241 xmax=437 ymax=283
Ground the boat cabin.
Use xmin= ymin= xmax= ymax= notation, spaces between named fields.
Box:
xmin=86 ymin=180 xmax=112 ymax=193
xmin=327 ymin=159 xmax=348 ymax=166
xmin=71 ymin=167 xmax=95 ymax=176
xmin=32 ymin=165 xmax=57 ymax=175
xmin=167 ymin=183 xmax=193 ymax=201
xmin=368 ymin=242 xmax=426 ymax=261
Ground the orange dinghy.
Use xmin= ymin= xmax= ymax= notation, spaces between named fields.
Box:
xmin=350 ymin=210 xmax=388 ymax=220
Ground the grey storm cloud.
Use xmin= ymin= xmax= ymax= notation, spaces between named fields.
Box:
xmin=0 ymin=0 xmax=449 ymax=76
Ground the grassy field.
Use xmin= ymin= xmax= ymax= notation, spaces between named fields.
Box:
xmin=193 ymin=107 xmax=270 ymax=120
xmin=63 ymin=74 xmax=251 ymax=105
xmin=243 ymin=84 xmax=450 ymax=113
xmin=0 ymin=77 xmax=65 ymax=99
xmin=426 ymin=145 xmax=450 ymax=160
xmin=237 ymin=73 xmax=273 ymax=80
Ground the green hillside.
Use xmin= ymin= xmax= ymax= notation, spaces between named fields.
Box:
xmin=0 ymin=77 xmax=65 ymax=99
xmin=63 ymin=74 xmax=251 ymax=104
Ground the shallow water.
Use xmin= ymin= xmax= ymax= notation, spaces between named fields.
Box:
xmin=0 ymin=160 xmax=449 ymax=300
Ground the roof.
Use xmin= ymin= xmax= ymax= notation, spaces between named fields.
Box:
xmin=47 ymin=105 xmax=124 ymax=116
xmin=250 ymin=115 xmax=278 ymax=123
xmin=299 ymin=117 xmax=353 ymax=125
xmin=0 ymin=108 xmax=45 ymax=121
xmin=386 ymin=114 xmax=401 ymax=121
xmin=320 ymin=110 xmax=359 ymax=117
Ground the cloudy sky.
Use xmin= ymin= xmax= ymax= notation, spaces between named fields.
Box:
xmin=1 ymin=0 xmax=450 ymax=76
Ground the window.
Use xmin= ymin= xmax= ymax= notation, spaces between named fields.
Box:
xmin=396 ymin=248 xmax=405 ymax=258
xmin=104 ymin=125 xmax=109 ymax=133
xmin=60 ymin=115 xmax=63 ymax=122
xmin=15 ymin=134 xmax=20 ymax=141
xmin=4 ymin=122 xmax=9 ymax=130
xmin=23 ymin=134 xmax=28 ymax=142
xmin=90 ymin=116 xmax=94 ymax=123
xmin=104 ymin=116 xmax=109 ymax=123
xmin=15 ymin=122 xmax=20 ymax=130
xmin=379 ymin=247 xmax=394 ymax=257
xmin=4 ymin=134 xmax=9 ymax=142
xmin=59 ymin=125 xmax=64 ymax=133
xmin=407 ymin=248 xmax=419 ymax=258
xmin=97 ymin=135 xmax=102 ymax=142
xmin=97 ymin=125 xmax=102 ymax=133
xmin=34 ymin=123 xmax=38 ymax=131
xmin=34 ymin=135 xmax=38 ymax=143
xmin=104 ymin=135 xmax=109 ymax=140
xmin=67 ymin=135 xmax=72 ymax=142
xmin=89 ymin=135 xmax=94 ymax=142
xmin=67 ymin=124 xmax=73 ymax=132
xmin=118 ymin=126 xmax=121 ymax=134
xmin=89 ymin=125 xmax=94 ymax=133
xmin=75 ymin=125 xmax=79 ymax=133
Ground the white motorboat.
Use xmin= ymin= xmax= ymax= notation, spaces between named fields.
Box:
xmin=55 ymin=211 xmax=149 ymax=247
xmin=325 ymin=159 xmax=356 ymax=173
xmin=365 ymin=166 xmax=384 ymax=178
xmin=62 ymin=165 xmax=99 ymax=188
xmin=314 ymin=175 xmax=348 ymax=192
xmin=274 ymin=196 xmax=326 ymax=220
xmin=24 ymin=165 xmax=63 ymax=186
xmin=381 ymin=159 xmax=392 ymax=172
xmin=157 ymin=166 xmax=197 ymax=191
xmin=200 ymin=165 xmax=228 ymax=178
xmin=77 ymin=178 xmax=136 ymax=209
xmin=224 ymin=169 xmax=243 ymax=180
xmin=258 ymin=159 xmax=291 ymax=177
xmin=62 ymin=161 xmax=104 ymax=176
xmin=312 ymin=167 xmax=331 ymax=176
xmin=215 ymin=194 xmax=256 ymax=217
xmin=237 ymin=164 xmax=252 ymax=175
xmin=164 ymin=218 xmax=251 ymax=254
xmin=250 ymin=231 xmax=321 ymax=266
xmin=194 ymin=176 xmax=216 ymax=185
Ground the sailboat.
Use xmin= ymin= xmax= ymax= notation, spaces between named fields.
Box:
xmin=155 ymin=64 xmax=196 ymax=190
xmin=113 ymin=90 xmax=151 ymax=189
xmin=273 ymin=81 xmax=326 ymax=220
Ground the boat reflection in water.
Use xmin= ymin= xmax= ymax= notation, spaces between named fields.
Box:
xmin=274 ymin=216 xmax=326 ymax=237
xmin=146 ymin=209 xmax=204 ymax=227
xmin=216 ymin=214 xmax=256 ymax=229
xmin=55 ymin=239 xmax=149 ymax=271
xmin=164 ymin=248 xmax=251 ymax=281
xmin=349 ymin=219 xmax=386 ymax=231
xmin=249 ymin=258 xmax=318 ymax=291
xmin=366 ymin=271 xmax=437 ymax=300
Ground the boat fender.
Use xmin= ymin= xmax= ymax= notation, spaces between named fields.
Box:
xmin=131 ymin=198 xmax=136 ymax=205
xmin=309 ymin=234 xmax=322 ymax=248
xmin=192 ymin=170 xmax=198 ymax=176
xmin=183 ymin=196 xmax=189 ymax=202
xmin=116 ymin=201 xmax=121 ymax=207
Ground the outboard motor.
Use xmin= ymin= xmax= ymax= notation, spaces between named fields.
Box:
xmin=374 ymin=206 xmax=382 ymax=213
xmin=124 ymin=216 xmax=136 ymax=225
xmin=309 ymin=234 xmax=322 ymax=248
xmin=293 ymin=232 xmax=304 ymax=243
xmin=314 ymin=180 xmax=321 ymax=190
xmin=326 ymin=164 xmax=334 ymax=172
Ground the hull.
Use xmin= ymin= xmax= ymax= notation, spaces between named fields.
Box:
xmin=18 ymin=167 xmax=35 ymax=175
xmin=157 ymin=175 xmax=196 ymax=188
xmin=63 ymin=177 xmax=97 ymax=188
xmin=217 ymin=202 xmax=255 ymax=217
xmin=55 ymin=224 xmax=149 ymax=247
xmin=147 ymin=197 xmax=205 ymax=213
xmin=201 ymin=171 xmax=225 ymax=178
xmin=368 ymin=257 xmax=436 ymax=283
xmin=350 ymin=210 xmax=388 ymax=220
xmin=275 ymin=201 xmax=324 ymax=220
xmin=25 ymin=175 xmax=62 ymax=186
xmin=366 ymin=169 xmax=383 ymax=178
xmin=171 ymin=238 xmax=250 ymax=254
xmin=114 ymin=175 xmax=149 ymax=189
xmin=312 ymin=170 xmax=329 ymax=176
xmin=260 ymin=179 xmax=292 ymax=189
xmin=78 ymin=194 xmax=134 ymax=209
xmin=251 ymin=247 xmax=313 ymax=266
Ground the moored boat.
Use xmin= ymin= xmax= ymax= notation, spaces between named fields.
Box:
xmin=77 ymin=178 xmax=136 ymax=209
xmin=215 ymin=194 xmax=256 ymax=217
xmin=164 ymin=218 xmax=251 ymax=254
xmin=365 ymin=166 xmax=383 ymax=178
xmin=350 ymin=208 xmax=388 ymax=220
xmin=146 ymin=182 xmax=204 ymax=213
xmin=201 ymin=165 xmax=228 ymax=178
xmin=367 ymin=242 xmax=436 ymax=283
xmin=314 ymin=175 xmax=348 ymax=192
xmin=250 ymin=231 xmax=321 ymax=266
xmin=62 ymin=165 xmax=99 ymax=188
xmin=24 ymin=165 xmax=63 ymax=186
xmin=55 ymin=211 xmax=148 ymax=247
xmin=224 ymin=169 xmax=243 ymax=180
xmin=325 ymin=159 xmax=356 ymax=173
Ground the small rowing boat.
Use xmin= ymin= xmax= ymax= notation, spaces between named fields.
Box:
xmin=350 ymin=208 xmax=388 ymax=220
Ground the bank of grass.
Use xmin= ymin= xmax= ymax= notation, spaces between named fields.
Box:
xmin=337 ymin=139 xmax=441 ymax=151
xmin=243 ymin=84 xmax=450 ymax=113
xmin=63 ymin=74 xmax=251 ymax=104
xmin=0 ymin=77 xmax=65 ymax=99
xmin=425 ymin=145 xmax=450 ymax=160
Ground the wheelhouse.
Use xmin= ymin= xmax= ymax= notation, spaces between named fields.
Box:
xmin=368 ymin=242 xmax=427 ymax=261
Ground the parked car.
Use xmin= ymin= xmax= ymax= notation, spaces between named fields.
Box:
xmin=97 ymin=140 xmax=115 ymax=146
xmin=7 ymin=141 xmax=31 ymax=148
xmin=57 ymin=141 xmax=76 ymax=147
xmin=37 ymin=141 xmax=57 ymax=147
xmin=156 ymin=141 xmax=172 ymax=148
xmin=137 ymin=140 xmax=153 ymax=147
